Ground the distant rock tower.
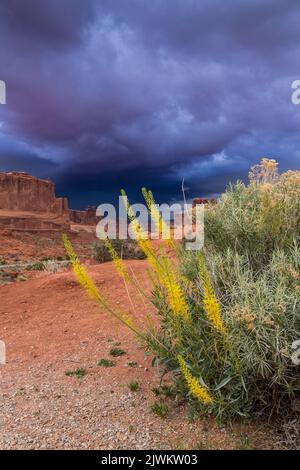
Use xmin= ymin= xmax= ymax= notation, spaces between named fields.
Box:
xmin=0 ymin=171 xmax=68 ymax=214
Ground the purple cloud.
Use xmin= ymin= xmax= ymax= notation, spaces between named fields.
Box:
xmin=0 ymin=0 xmax=300 ymax=206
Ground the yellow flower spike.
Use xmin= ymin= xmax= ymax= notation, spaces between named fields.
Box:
xmin=199 ymin=253 xmax=225 ymax=332
xmin=203 ymin=295 xmax=224 ymax=332
xmin=63 ymin=234 xmax=145 ymax=340
xmin=121 ymin=190 xmax=190 ymax=321
xmin=121 ymin=190 xmax=164 ymax=275
xmin=142 ymin=187 xmax=176 ymax=249
xmin=177 ymin=355 xmax=214 ymax=404
xmin=141 ymin=244 xmax=190 ymax=320
xmin=63 ymin=234 xmax=104 ymax=304
xmin=165 ymin=274 xmax=191 ymax=321
xmin=104 ymin=238 xmax=131 ymax=282
xmin=121 ymin=189 xmax=148 ymax=240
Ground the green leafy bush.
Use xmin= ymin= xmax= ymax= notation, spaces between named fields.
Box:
xmin=150 ymin=401 xmax=169 ymax=418
xmin=65 ymin=367 xmax=86 ymax=378
xmin=177 ymin=243 xmax=300 ymax=419
xmin=128 ymin=380 xmax=140 ymax=391
xmin=150 ymin=160 xmax=300 ymax=420
xmin=97 ymin=358 xmax=116 ymax=367
xmin=109 ymin=347 xmax=126 ymax=357
xmin=93 ymin=238 xmax=146 ymax=263
xmin=203 ymin=162 xmax=300 ymax=270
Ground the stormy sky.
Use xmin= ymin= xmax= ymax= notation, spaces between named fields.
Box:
xmin=0 ymin=0 xmax=300 ymax=208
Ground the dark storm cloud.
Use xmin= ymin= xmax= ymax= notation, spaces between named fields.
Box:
xmin=0 ymin=0 xmax=300 ymax=206
xmin=0 ymin=0 xmax=97 ymax=48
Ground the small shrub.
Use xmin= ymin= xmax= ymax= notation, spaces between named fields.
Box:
xmin=127 ymin=361 xmax=138 ymax=368
xmin=97 ymin=358 xmax=116 ymax=367
xmin=128 ymin=380 xmax=140 ymax=392
xmin=26 ymin=261 xmax=44 ymax=271
xmin=65 ymin=367 xmax=86 ymax=378
xmin=151 ymin=401 xmax=169 ymax=418
xmin=110 ymin=347 xmax=126 ymax=357
xmin=43 ymin=259 xmax=67 ymax=273
xmin=152 ymin=385 xmax=174 ymax=398
xmin=93 ymin=238 xmax=146 ymax=263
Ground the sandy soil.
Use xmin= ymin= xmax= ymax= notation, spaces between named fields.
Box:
xmin=0 ymin=228 xmax=95 ymax=263
xmin=0 ymin=235 xmax=277 ymax=449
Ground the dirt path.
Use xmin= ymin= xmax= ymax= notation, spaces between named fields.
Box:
xmin=0 ymin=260 xmax=272 ymax=449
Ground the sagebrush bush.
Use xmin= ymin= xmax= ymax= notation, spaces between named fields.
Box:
xmin=204 ymin=160 xmax=300 ymax=270
xmin=164 ymin=160 xmax=300 ymax=419
xmin=178 ymin=243 xmax=300 ymax=419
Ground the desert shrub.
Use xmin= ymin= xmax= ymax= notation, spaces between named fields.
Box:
xmin=64 ymin=160 xmax=300 ymax=422
xmin=127 ymin=360 xmax=138 ymax=368
xmin=97 ymin=358 xmax=116 ymax=367
xmin=109 ymin=347 xmax=126 ymax=357
xmin=65 ymin=367 xmax=86 ymax=378
xmin=128 ymin=380 xmax=140 ymax=391
xmin=156 ymin=161 xmax=300 ymax=420
xmin=175 ymin=244 xmax=300 ymax=419
xmin=93 ymin=238 xmax=146 ymax=263
xmin=203 ymin=160 xmax=300 ymax=270
xmin=26 ymin=261 xmax=45 ymax=271
xmin=151 ymin=401 xmax=169 ymax=418
xmin=42 ymin=259 xmax=70 ymax=273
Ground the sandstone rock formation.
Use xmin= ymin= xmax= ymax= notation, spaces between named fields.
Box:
xmin=0 ymin=172 xmax=69 ymax=231
xmin=192 ymin=197 xmax=216 ymax=207
xmin=69 ymin=206 xmax=98 ymax=225
xmin=0 ymin=171 xmax=100 ymax=232
xmin=0 ymin=172 xmax=68 ymax=214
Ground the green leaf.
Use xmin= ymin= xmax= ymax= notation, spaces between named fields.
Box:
xmin=214 ymin=376 xmax=232 ymax=391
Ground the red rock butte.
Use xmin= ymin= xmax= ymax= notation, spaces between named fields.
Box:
xmin=0 ymin=171 xmax=98 ymax=232
xmin=0 ymin=171 xmax=68 ymax=214
xmin=192 ymin=197 xmax=216 ymax=207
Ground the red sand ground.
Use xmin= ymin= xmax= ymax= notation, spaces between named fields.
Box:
xmin=0 ymin=232 xmax=276 ymax=449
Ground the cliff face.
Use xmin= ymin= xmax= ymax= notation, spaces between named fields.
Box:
xmin=0 ymin=172 xmax=70 ymax=231
xmin=0 ymin=171 xmax=100 ymax=232
xmin=0 ymin=172 xmax=68 ymax=214
xmin=69 ymin=206 xmax=99 ymax=225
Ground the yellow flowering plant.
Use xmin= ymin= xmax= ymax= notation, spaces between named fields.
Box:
xmin=63 ymin=159 xmax=299 ymax=421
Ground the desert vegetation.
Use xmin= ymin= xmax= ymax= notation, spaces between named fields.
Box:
xmin=64 ymin=159 xmax=299 ymax=426
xmin=93 ymin=238 xmax=146 ymax=263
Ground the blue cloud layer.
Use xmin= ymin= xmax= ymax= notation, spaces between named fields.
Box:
xmin=0 ymin=0 xmax=300 ymax=207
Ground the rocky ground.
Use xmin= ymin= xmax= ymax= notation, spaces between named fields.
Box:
xmin=0 ymin=232 xmax=279 ymax=450
xmin=0 ymin=227 xmax=95 ymax=263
